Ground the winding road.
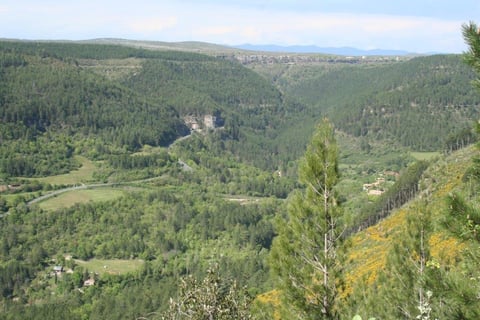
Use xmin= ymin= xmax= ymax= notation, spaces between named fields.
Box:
xmin=0 ymin=131 xmax=201 ymax=214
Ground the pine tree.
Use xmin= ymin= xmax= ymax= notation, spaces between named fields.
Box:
xmin=438 ymin=193 xmax=480 ymax=319
xmin=423 ymin=21 xmax=480 ymax=319
xmin=463 ymin=21 xmax=480 ymax=176
xmin=463 ymin=21 xmax=480 ymax=90
xmin=270 ymin=118 xmax=342 ymax=319
xmin=363 ymin=200 xmax=437 ymax=320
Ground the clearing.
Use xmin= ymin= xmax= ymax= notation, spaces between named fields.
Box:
xmin=35 ymin=156 xmax=97 ymax=185
xmin=410 ymin=151 xmax=440 ymax=161
xmin=75 ymin=258 xmax=144 ymax=275
xmin=37 ymin=188 xmax=127 ymax=211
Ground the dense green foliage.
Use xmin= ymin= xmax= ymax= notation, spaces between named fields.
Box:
xmin=0 ymin=39 xmax=296 ymax=316
xmin=2 ymin=33 xmax=480 ymax=319
xmin=0 ymin=183 xmax=281 ymax=318
xmin=124 ymin=57 xmax=282 ymax=113
xmin=0 ymin=40 xmax=310 ymax=178
xmin=339 ymin=22 xmax=480 ymax=320
xmin=160 ymin=265 xmax=252 ymax=320
xmin=256 ymin=54 xmax=480 ymax=151
xmin=0 ymin=133 xmax=78 ymax=177
xmin=0 ymin=46 xmax=192 ymax=177
xmin=0 ymin=52 xmax=187 ymax=141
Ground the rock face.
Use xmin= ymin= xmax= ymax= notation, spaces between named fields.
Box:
xmin=184 ymin=114 xmax=220 ymax=131
xmin=203 ymin=115 xmax=217 ymax=129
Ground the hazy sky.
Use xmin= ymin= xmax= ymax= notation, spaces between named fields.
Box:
xmin=1 ymin=1 xmax=478 ymax=53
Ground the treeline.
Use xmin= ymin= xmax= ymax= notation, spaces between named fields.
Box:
xmin=1 ymin=188 xmax=278 ymax=261
xmin=444 ymin=126 xmax=477 ymax=153
xmin=0 ymin=40 xmax=215 ymax=61
xmin=0 ymin=47 xmax=193 ymax=176
xmin=331 ymin=55 xmax=480 ymax=151
xmin=124 ymin=58 xmax=282 ymax=111
xmin=171 ymin=133 xmax=297 ymax=198
xmin=0 ymin=261 xmax=34 ymax=299
xmin=108 ymin=151 xmax=172 ymax=170
xmin=0 ymin=51 xmax=27 ymax=68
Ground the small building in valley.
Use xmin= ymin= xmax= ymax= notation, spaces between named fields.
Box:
xmin=53 ymin=266 xmax=63 ymax=274
xmin=84 ymin=278 xmax=95 ymax=287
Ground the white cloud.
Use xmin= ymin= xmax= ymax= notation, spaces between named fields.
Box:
xmin=194 ymin=26 xmax=236 ymax=37
xmin=0 ymin=1 xmax=467 ymax=52
xmin=128 ymin=17 xmax=178 ymax=33
xmin=185 ymin=9 xmax=465 ymax=52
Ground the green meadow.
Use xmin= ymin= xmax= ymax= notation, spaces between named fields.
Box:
xmin=38 ymin=188 xmax=126 ymax=211
xmin=410 ymin=151 xmax=441 ymax=161
xmin=35 ymin=156 xmax=97 ymax=185
xmin=75 ymin=258 xmax=145 ymax=275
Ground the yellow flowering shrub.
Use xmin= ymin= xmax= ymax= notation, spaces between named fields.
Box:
xmin=429 ymin=232 xmax=465 ymax=265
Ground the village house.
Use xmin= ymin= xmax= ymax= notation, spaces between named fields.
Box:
xmin=363 ymin=176 xmax=387 ymax=196
xmin=84 ymin=278 xmax=95 ymax=287
xmin=53 ymin=265 xmax=63 ymax=274
xmin=362 ymin=177 xmax=385 ymax=191
xmin=52 ymin=265 xmax=64 ymax=277
xmin=368 ymin=189 xmax=384 ymax=196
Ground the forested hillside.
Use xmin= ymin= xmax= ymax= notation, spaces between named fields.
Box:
xmin=119 ymin=47 xmax=309 ymax=171
xmin=1 ymin=36 xmax=480 ymax=320
xmin=251 ymin=54 xmax=480 ymax=151
xmin=0 ymin=41 xmax=306 ymax=177
xmin=0 ymin=45 xmax=190 ymax=177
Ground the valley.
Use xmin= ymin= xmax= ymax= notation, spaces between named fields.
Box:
xmin=1 ymin=37 xmax=480 ymax=319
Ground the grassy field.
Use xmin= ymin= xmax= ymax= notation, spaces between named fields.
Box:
xmin=410 ymin=151 xmax=441 ymax=161
xmin=38 ymin=188 xmax=126 ymax=211
xmin=75 ymin=258 xmax=144 ymax=275
xmin=35 ymin=156 xmax=97 ymax=185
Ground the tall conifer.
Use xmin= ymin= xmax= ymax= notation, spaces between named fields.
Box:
xmin=270 ymin=118 xmax=342 ymax=319
xmin=463 ymin=21 xmax=480 ymax=89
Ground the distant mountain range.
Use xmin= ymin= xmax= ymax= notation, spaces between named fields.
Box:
xmin=233 ymin=44 xmax=417 ymax=56
xmin=1 ymin=38 xmax=420 ymax=56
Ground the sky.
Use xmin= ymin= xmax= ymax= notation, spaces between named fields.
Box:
xmin=1 ymin=1 xmax=479 ymax=53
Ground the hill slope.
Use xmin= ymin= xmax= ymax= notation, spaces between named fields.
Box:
xmin=0 ymin=40 xmax=303 ymax=177
xmin=342 ymin=144 xmax=480 ymax=318
xmin=251 ymin=54 xmax=480 ymax=151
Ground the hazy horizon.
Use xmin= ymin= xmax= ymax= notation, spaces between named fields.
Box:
xmin=2 ymin=0 xmax=478 ymax=54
